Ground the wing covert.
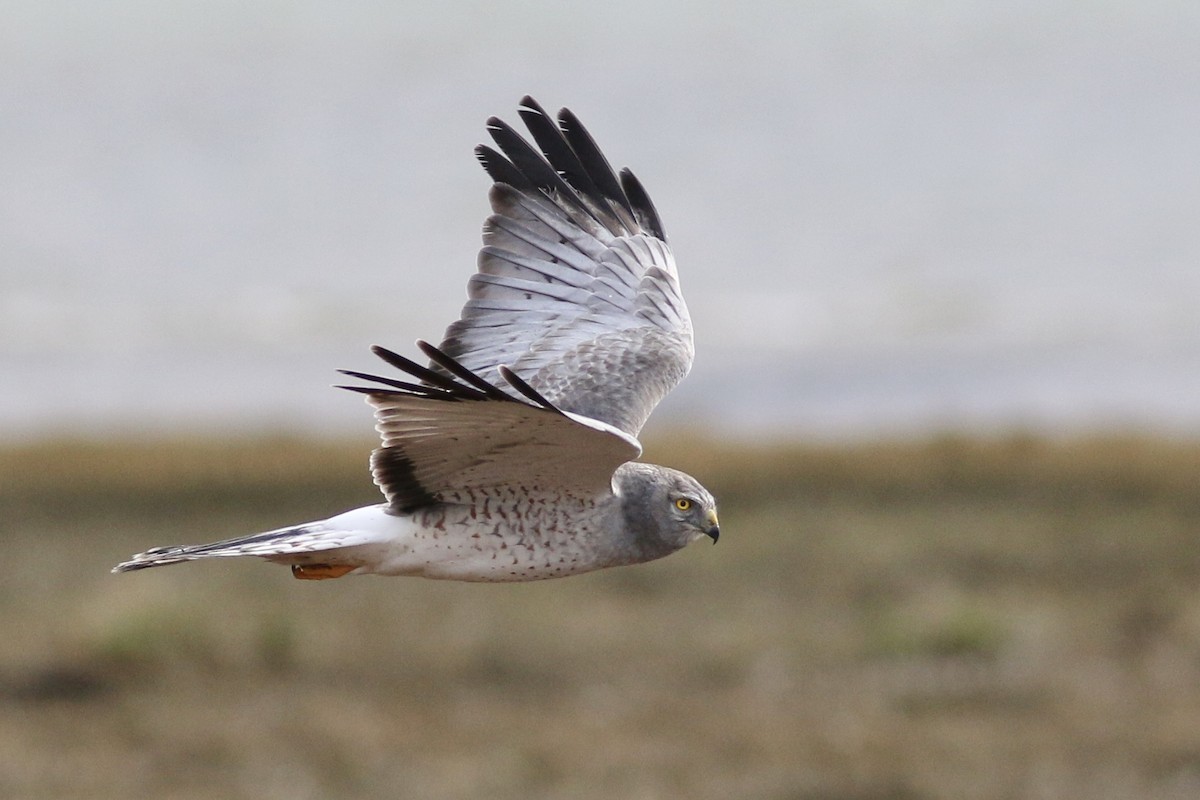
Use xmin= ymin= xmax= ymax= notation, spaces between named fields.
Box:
xmin=339 ymin=343 xmax=641 ymax=513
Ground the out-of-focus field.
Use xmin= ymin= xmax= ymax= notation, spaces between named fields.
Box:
xmin=2 ymin=434 xmax=1200 ymax=800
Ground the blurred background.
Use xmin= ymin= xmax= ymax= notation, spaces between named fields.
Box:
xmin=4 ymin=0 xmax=1199 ymax=442
xmin=3 ymin=2 xmax=1200 ymax=799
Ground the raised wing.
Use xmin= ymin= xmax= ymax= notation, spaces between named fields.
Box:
xmin=339 ymin=342 xmax=641 ymax=512
xmin=434 ymin=96 xmax=694 ymax=437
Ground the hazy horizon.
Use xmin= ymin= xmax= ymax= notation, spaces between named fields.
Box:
xmin=4 ymin=2 xmax=1199 ymax=442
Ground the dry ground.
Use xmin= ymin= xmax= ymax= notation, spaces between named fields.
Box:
xmin=2 ymin=434 xmax=1200 ymax=799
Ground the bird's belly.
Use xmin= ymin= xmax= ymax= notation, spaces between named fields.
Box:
xmin=367 ymin=502 xmax=611 ymax=582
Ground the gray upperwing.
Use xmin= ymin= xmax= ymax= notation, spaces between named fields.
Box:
xmin=433 ymin=97 xmax=693 ymax=437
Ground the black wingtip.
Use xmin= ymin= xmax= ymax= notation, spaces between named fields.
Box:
xmin=367 ymin=344 xmax=485 ymax=398
xmin=620 ymin=167 xmax=667 ymax=241
xmin=475 ymin=143 xmax=531 ymax=191
xmin=336 ymin=369 xmax=447 ymax=396
xmin=335 ymin=384 xmax=380 ymax=396
xmin=555 ymin=106 xmax=638 ymax=231
xmin=370 ymin=344 xmax=422 ymax=373
xmin=417 ymin=340 xmax=514 ymax=401
xmin=517 ymin=95 xmax=542 ymax=114
xmin=498 ymin=365 xmax=561 ymax=412
xmin=485 ymin=114 xmax=584 ymax=207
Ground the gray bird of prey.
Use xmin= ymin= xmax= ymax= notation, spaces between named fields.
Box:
xmin=113 ymin=97 xmax=719 ymax=582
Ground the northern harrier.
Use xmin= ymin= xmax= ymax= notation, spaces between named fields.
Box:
xmin=113 ymin=97 xmax=719 ymax=582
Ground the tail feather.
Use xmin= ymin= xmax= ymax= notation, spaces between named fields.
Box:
xmin=112 ymin=512 xmax=389 ymax=574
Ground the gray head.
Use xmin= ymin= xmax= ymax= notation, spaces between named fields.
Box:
xmin=613 ymin=462 xmax=720 ymax=562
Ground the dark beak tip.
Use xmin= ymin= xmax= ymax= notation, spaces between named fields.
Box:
xmin=707 ymin=526 xmax=720 ymax=544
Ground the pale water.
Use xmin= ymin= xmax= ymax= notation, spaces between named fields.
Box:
xmin=3 ymin=2 xmax=1199 ymax=441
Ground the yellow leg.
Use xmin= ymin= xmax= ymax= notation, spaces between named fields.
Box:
xmin=291 ymin=563 xmax=355 ymax=580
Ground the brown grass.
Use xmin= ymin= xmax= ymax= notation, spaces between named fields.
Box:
xmin=3 ymin=433 xmax=1200 ymax=799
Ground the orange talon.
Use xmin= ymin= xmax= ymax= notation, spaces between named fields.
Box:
xmin=291 ymin=563 xmax=355 ymax=580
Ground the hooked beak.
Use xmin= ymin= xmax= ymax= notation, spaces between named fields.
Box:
xmin=704 ymin=509 xmax=720 ymax=544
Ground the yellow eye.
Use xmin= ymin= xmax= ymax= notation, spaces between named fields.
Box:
xmin=674 ymin=498 xmax=692 ymax=511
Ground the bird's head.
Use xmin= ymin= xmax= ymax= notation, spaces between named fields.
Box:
xmin=615 ymin=463 xmax=720 ymax=557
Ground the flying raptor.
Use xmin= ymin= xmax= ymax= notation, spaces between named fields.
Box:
xmin=113 ymin=97 xmax=719 ymax=582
